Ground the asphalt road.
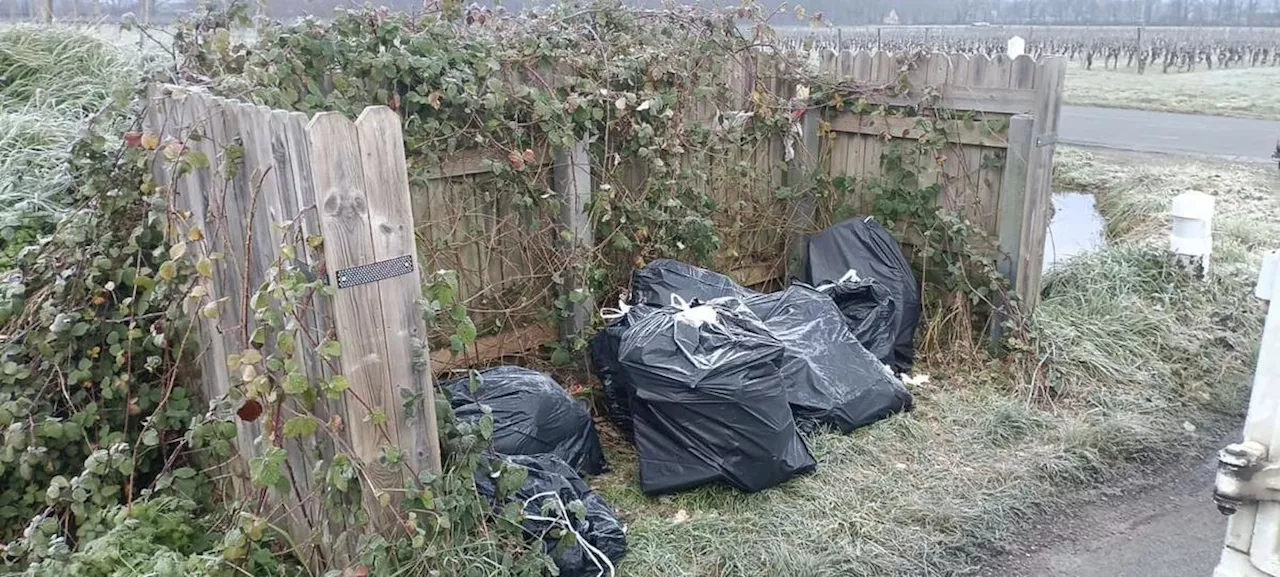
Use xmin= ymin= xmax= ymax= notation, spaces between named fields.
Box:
xmin=986 ymin=433 xmax=1240 ymax=577
xmin=1011 ymin=452 xmax=1225 ymax=577
xmin=1060 ymin=106 xmax=1280 ymax=161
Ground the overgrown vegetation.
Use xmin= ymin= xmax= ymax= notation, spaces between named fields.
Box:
xmin=184 ymin=2 xmax=806 ymax=354
xmin=0 ymin=26 xmax=141 ymax=266
xmin=0 ymin=1 xmax=1271 ymax=575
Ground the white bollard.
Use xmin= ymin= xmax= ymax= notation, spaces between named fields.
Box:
xmin=1170 ymin=190 xmax=1215 ymax=279
xmin=1007 ymin=35 xmax=1026 ymax=58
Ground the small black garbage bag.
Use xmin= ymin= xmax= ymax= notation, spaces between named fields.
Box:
xmin=629 ymin=259 xmax=758 ymax=307
xmin=587 ymin=304 xmax=658 ymax=439
xmin=475 ymin=454 xmax=627 ymax=577
xmin=618 ymin=299 xmax=817 ymax=494
xmin=805 ymin=217 xmax=921 ymax=372
xmin=443 ymin=366 xmax=607 ymax=476
xmin=745 ymin=284 xmax=914 ymax=434
xmin=816 ymin=274 xmax=900 ymax=368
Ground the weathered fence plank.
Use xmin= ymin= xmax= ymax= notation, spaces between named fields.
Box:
xmin=1018 ymin=56 xmax=1067 ymax=309
xmin=997 ymin=114 xmax=1035 ymax=289
xmin=309 ymin=112 xmax=407 ymax=514
xmin=353 ymin=106 xmax=443 ymax=477
xmin=828 ymin=115 xmax=1010 ymax=148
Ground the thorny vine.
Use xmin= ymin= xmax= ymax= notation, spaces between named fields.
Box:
xmin=0 ymin=1 xmax=1041 ymax=574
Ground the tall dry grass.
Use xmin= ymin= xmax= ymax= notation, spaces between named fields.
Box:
xmin=0 ymin=25 xmax=140 ymax=245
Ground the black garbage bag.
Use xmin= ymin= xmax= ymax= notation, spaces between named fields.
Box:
xmin=618 ymin=299 xmax=817 ymax=494
xmin=745 ymin=284 xmax=914 ymax=434
xmin=587 ymin=304 xmax=658 ymax=439
xmin=816 ymin=274 xmax=899 ymax=368
xmin=443 ymin=366 xmax=607 ymax=476
xmin=805 ymin=217 xmax=921 ymax=372
xmin=475 ymin=454 xmax=627 ymax=577
xmin=629 ymin=259 xmax=758 ymax=307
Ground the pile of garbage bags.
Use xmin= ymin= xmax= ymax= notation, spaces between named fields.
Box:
xmin=806 ymin=217 xmax=921 ymax=372
xmin=443 ymin=366 xmax=607 ymax=475
xmin=443 ymin=217 xmax=920 ymax=575
xmin=475 ymin=454 xmax=626 ymax=577
xmin=588 ymin=217 xmax=920 ymax=495
xmin=618 ymin=298 xmax=818 ymax=494
xmin=444 ymin=367 xmax=625 ymax=576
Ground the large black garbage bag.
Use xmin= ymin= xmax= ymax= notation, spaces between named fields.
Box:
xmin=443 ymin=366 xmax=607 ymax=476
xmin=587 ymin=304 xmax=658 ymax=439
xmin=475 ymin=454 xmax=627 ymax=577
xmin=816 ymin=274 xmax=899 ymax=367
xmin=629 ymin=259 xmax=758 ymax=307
xmin=618 ymin=300 xmax=817 ymax=494
xmin=745 ymin=284 xmax=914 ymax=434
xmin=805 ymin=217 xmax=921 ymax=372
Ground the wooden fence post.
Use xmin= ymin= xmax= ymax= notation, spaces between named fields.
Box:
xmin=996 ymin=113 xmax=1035 ymax=293
xmin=785 ymin=108 xmax=821 ymax=281
xmin=992 ymin=113 xmax=1035 ymax=342
xmin=554 ymin=141 xmax=594 ymax=338
xmin=1018 ymin=56 xmax=1067 ymax=311
xmin=309 ymin=107 xmax=443 ymax=513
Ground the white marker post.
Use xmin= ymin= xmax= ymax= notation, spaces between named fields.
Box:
xmin=1170 ymin=190 xmax=1215 ymax=279
xmin=1007 ymin=35 xmax=1026 ymax=58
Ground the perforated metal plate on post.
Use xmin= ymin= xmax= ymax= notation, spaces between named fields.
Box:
xmin=335 ymin=255 xmax=414 ymax=289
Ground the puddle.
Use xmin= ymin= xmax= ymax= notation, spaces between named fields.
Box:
xmin=1043 ymin=192 xmax=1106 ymax=272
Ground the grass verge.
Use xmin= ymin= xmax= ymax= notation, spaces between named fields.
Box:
xmin=0 ymin=25 xmax=139 ymax=253
xmin=591 ymin=147 xmax=1274 ymax=576
xmin=1064 ymin=64 xmax=1280 ymax=120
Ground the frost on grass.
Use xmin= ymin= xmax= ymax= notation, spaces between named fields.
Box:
xmin=594 ymin=149 xmax=1276 ymax=577
xmin=1064 ymin=64 xmax=1280 ymax=120
xmin=0 ymin=25 xmax=141 ymax=240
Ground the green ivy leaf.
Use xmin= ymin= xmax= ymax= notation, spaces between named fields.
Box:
xmin=457 ymin=318 xmax=477 ymax=346
xmin=318 ymin=340 xmax=342 ymax=359
xmin=159 ymin=260 xmax=178 ymax=281
xmin=185 ymin=150 xmax=211 ymax=170
xmin=249 ymin=447 xmax=289 ymax=492
xmin=326 ymin=375 xmax=350 ymax=398
xmin=283 ymin=415 xmax=320 ymax=439
xmin=283 ymin=374 xmax=309 ymax=395
xmin=567 ymin=499 xmax=587 ymax=521
xmin=550 ymin=347 xmax=572 ymax=367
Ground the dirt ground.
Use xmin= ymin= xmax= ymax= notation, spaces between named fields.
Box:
xmin=981 ymin=429 xmax=1239 ymax=577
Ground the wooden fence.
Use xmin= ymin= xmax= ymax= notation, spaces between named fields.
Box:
xmin=142 ymin=48 xmax=1063 ymax=560
xmin=397 ymin=51 xmax=1066 ymax=370
xmin=145 ymin=85 xmax=443 ymax=564
xmin=808 ymin=50 xmax=1066 ymax=310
